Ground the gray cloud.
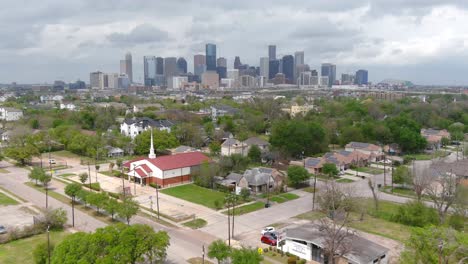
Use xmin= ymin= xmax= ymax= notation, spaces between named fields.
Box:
xmin=107 ymin=24 xmax=170 ymax=47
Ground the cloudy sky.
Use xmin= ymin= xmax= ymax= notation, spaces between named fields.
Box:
xmin=1 ymin=0 xmax=468 ymax=85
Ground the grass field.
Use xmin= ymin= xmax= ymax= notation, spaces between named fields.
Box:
xmin=0 ymin=168 xmax=10 ymax=174
xmin=269 ymin=193 xmax=300 ymax=203
xmin=228 ymin=202 xmax=265 ymax=216
xmin=47 ymin=150 xmax=80 ymax=159
xmin=348 ymin=213 xmax=411 ymax=242
xmin=0 ymin=192 xmax=19 ymax=206
xmin=404 ymin=150 xmax=448 ymax=161
xmin=302 ymin=187 xmax=316 ymax=193
xmin=57 ymin=173 xmax=75 ymax=177
xmin=161 ymin=184 xmax=226 ymax=209
xmin=182 ymin=218 xmax=207 ymax=229
xmin=355 ymin=167 xmax=384 ymax=175
xmin=0 ymin=231 xmax=69 ymax=264
xmin=336 ymin=178 xmax=354 ymax=183
xmin=187 ymin=257 xmax=214 ymax=264
xmin=293 ymin=211 xmax=324 ymax=221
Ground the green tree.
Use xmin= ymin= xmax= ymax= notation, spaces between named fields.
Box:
xmin=287 ymin=165 xmax=310 ymax=188
xmin=104 ymin=198 xmax=120 ymax=221
xmin=118 ymin=198 xmax=139 ymax=225
xmin=247 ymin=145 xmax=262 ymax=163
xmin=231 ymin=247 xmax=263 ymax=264
xmin=209 ymin=142 xmax=221 ymax=155
xmin=322 ymin=163 xmax=339 ymax=178
xmin=401 ymin=226 xmax=468 ymax=264
xmin=240 ymin=188 xmax=251 ymax=202
xmin=270 ymin=120 xmax=328 ymax=158
xmin=385 ymin=115 xmax=427 ymax=153
xmin=86 ymin=192 xmax=108 ymax=213
xmin=393 ymin=201 xmax=439 ymax=227
xmin=30 ymin=119 xmax=40 ymax=129
xmin=33 ymin=242 xmax=53 ymax=264
xmin=133 ymin=130 xmax=179 ymax=155
xmin=64 ymin=183 xmax=82 ymax=227
xmin=4 ymin=135 xmax=39 ymax=165
xmin=208 ymin=239 xmax=231 ymax=264
xmin=29 ymin=167 xmax=46 ymax=185
xmin=79 ymin=172 xmax=88 ymax=184
xmin=393 ymin=166 xmax=412 ymax=187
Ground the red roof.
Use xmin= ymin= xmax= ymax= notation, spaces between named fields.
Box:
xmin=126 ymin=152 xmax=210 ymax=171
xmin=134 ymin=168 xmax=146 ymax=178
xmin=140 ymin=164 xmax=151 ymax=173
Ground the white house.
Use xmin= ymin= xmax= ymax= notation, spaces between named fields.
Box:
xmin=221 ymin=137 xmax=270 ymax=156
xmin=120 ymin=117 xmax=176 ymax=139
xmin=279 ymin=223 xmax=389 ymax=263
xmin=0 ymin=107 xmax=23 ymax=121
xmin=60 ymin=103 xmax=77 ymax=111
xmin=210 ymin=105 xmax=239 ymax=121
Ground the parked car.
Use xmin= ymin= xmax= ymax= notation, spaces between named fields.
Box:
xmin=0 ymin=225 xmax=7 ymax=234
xmin=49 ymin=159 xmax=56 ymax=164
xmin=261 ymin=226 xmax=275 ymax=235
xmin=261 ymin=232 xmax=277 ymax=246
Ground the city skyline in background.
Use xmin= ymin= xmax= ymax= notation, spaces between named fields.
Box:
xmin=2 ymin=1 xmax=468 ymax=85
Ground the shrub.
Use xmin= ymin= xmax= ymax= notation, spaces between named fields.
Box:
xmin=393 ymin=201 xmax=439 ymax=227
xmin=214 ymin=199 xmax=224 ymax=210
xmin=0 ymin=224 xmax=44 ymax=244
xmin=37 ymin=208 xmax=68 ymax=230
xmin=298 ymin=259 xmax=306 ymax=264
xmin=263 ymin=248 xmax=268 ymax=253
xmin=287 ymin=256 xmax=297 ymax=264
xmin=107 ymin=192 xmax=120 ymax=199
xmin=285 ymin=252 xmax=291 ymax=257
xmin=149 ymin=183 xmax=161 ymax=189
xmin=90 ymin=182 xmax=101 ymax=191
xmin=448 ymin=214 xmax=465 ymax=231
xmin=33 ymin=242 xmax=54 ymax=264
xmin=272 ymin=253 xmax=277 ymax=257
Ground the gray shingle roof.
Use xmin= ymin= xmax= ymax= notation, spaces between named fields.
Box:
xmin=244 ymin=137 xmax=269 ymax=146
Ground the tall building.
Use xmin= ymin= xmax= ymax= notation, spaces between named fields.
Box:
xmin=321 ymin=63 xmax=336 ymax=87
xmin=341 ymin=73 xmax=355 ymax=85
xmin=282 ymin=55 xmax=294 ymax=84
xmin=177 ymin=57 xmax=187 ymax=74
xmin=355 ymin=69 xmax=368 ymax=85
xmin=294 ymin=51 xmax=304 ymax=83
xmin=227 ymin=69 xmax=240 ymax=88
xmin=194 ymin=54 xmax=206 ymax=78
xmin=120 ymin=52 xmax=133 ymax=83
xmin=259 ymin=57 xmax=269 ymax=79
xmin=201 ymin=71 xmax=219 ymax=89
xmin=144 ymin=56 xmax=157 ymax=86
xmin=164 ymin=57 xmax=178 ymax=79
xmin=268 ymin=45 xmax=276 ymax=61
xmin=156 ymin=57 xmax=164 ymax=75
xmin=90 ymin=71 xmax=104 ymax=89
xmin=269 ymin=60 xmax=280 ymax=79
xmin=205 ymin=43 xmax=217 ymax=71
xmin=217 ymin=57 xmax=227 ymax=68
xmin=295 ymin=64 xmax=310 ymax=83
xmin=234 ymin=56 xmax=242 ymax=69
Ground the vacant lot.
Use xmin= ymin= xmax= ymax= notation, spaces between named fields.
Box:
xmin=0 ymin=231 xmax=69 ymax=264
xmin=228 ymin=202 xmax=265 ymax=216
xmin=161 ymin=184 xmax=226 ymax=209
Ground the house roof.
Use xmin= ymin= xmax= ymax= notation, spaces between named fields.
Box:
xmin=345 ymin=142 xmax=381 ymax=151
xmin=123 ymin=117 xmax=175 ymax=129
xmin=225 ymin=172 xmax=243 ymax=184
xmin=148 ymin=152 xmax=210 ymax=171
xmin=221 ymin=138 xmax=242 ymax=147
xmin=305 ymin=157 xmax=324 ymax=168
xmin=285 ymin=223 xmax=389 ymax=264
xmin=243 ymin=168 xmax=273 ymax=186
xmin=243 ymin=137 xmax=269 ymax=146
xmin=172 ymin=145 xmax=195 ymax=153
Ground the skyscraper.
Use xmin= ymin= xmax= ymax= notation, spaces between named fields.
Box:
xmin=234 ymin=56 xmax=242 ymax=69
xmin=156 ymin=57 xmax=164 ymax=75
xmin=194 ymin=54 xmax=206 ymax=78
xmin=177 ymin=57 xmax=187 ymax=74
xmin=217 ymin=57 xmax=227 ymax=68
xmin=294 ymin=51 xmax=304 ymax=83
xmin=355 ymin=69 xmax=368 ymax=85
xmin=269 ymin=60 xmax=279 ymax=79
xmin=143 ymin=56 xmax=157 ymax=86
xmin=120 ymin=52 xmax=133 ymax=83
xmin=268 ymin=45 xmax=276 ymax=61
xmin=164 ymin=57 xmax=178 ymax=79
xmin=282 ymin=55 xmax=294 ymax=84
xmin=216 ymin=57 xmax=227 ymax=79
xmin=260 ymin=57 xmax=269 ymax=79
xmin=321 ymin=63 xmax=336 ymax=87
xmin=205 ymin=43 xmax=217 ymax=71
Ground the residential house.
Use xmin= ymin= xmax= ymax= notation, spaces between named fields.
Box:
xmin=40 ymin=95 xmax=64 ymax=105
xmin=120 ymin=117 xmax=176 ymax=139
xmin=60 ymin=102 xmax=77 ymax=111
xmin=421 ymin=129 xmax=450 ymax=149
xmin=345 ymin=142 xmax=383 ymax=162
xmin=210 ymin=105 xmax=239 ymax=121
xmin=0 ymin=107 xmax=23 ymax=121
xmin=383 ymin=143 xmax=401 ymax=156
xmin=302 ymin=150 xmax=369 ymax=174
xmin=220 ymin=167 xmax=282 ymax=193
xmin=243 ymin=137 xmax=270 ymax=152
xmin=431 ymin=159 xmax=468 ymax=186
xmin=105 ymin=146 xmax=124 ymax=158
xmin=221 ymin=137 xmax=270 ymax=157
xmin=279 ymin=223 xmax=389 ymax=263
xmin=170 ymin=145 xmax=197 ymax=154
xmin=281 ymin=104 xmax=314 ymax=117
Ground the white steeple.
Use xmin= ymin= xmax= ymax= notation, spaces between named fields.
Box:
xmin=148 ymin=128 xmax=156 ymax=159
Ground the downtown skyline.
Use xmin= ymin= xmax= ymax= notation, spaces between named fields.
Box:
xmin=2 ymin=1 xmax=468 ymax=85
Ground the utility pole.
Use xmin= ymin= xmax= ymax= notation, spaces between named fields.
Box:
xmin=232 ymin=195 xmax=236 ymax=238
xmin=149 ymin=196 xmax=153 ymax=216
xmin=202 ymin=245 xmax=205 ymax=264
xmin=383 ymin=154 xmax=387 ymax=187
xmin=88 ymin=162 xmax=91 ymax=190
xmin=227 ymin=197 xmax=231 ymax=247
xmin=47 ymin=225 xmax=51 ymax=264
xmin=312 ymin=173 xmax=317 ymax=210
xmin=156 ymin=184 xmax=160 ymax=219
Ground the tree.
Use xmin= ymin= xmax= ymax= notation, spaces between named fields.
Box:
xmin=230 ymin=247 xmax=263 ymax=264
xmin=401 ymin=226 xmax=468 ymax=264
xmin=367 ymin=178 xmax=379 ymax=212
xmin=393 ymin=165 xmax=412 ymax=187
xmin=118 ymin=198 xmax=139 ymax=225
xmin=86 ymin=192 xmax=108 ymax=213
xmin=207 ymin=239 xmax=231 ymax=264
xmin=385 ymin=115 xmax=427 ymax=153
xmin=104 ymin=198 xmax=120 ymax=221
xmin=3 ymin=128 xmax=40 ymax=166
xmin=79 ymin=172 xmax=88 ymax=184
xmin=33 ymin=242 xmax=53 ymax=264
xmin=29 ymin=167 xmax=46 ymax=185
xmin=240 ymin=188 xmax=251 ymax=202
xmin=287 ymin=165 xmax=310 ymax=188
xmin=412 ymin=162 xmax=432 ymax=201
xmin=322 ymin=163 xmax=339 ymax=178
xmin=393 ymin=201 xmax=439 ymax=227
xmin=270 ymin=120 xmax=328 ymax=158
xmin=209 ymin=142 xmax=221 ymax=156
xmin=37 ymin=208 xmax=68 ymax=230
xmin=247 ymin=145 xmax=261 ymax=163
xmin=133 ymin=130 xmax=179 ymax=155
xmin=65 ymin=183 xmax=82 ymax=227
xmin=38 ymin=170 xmax=52 ymax=187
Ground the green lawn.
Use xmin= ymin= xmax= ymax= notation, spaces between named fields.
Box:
xmin=302 ymin=187 xmax=317 ymax=193
xmin=161 ymin=184 xmax=226 ymax=209
xmin=355 ymin=167 xmax=384 ymax=175
xmin=0 ymin=192 xmax=19 ymax=206
xmin=47 ymin=150 xmax=80 ymax=159
xmin=336 ymin=178 xmax=354 ymax=183
xmin=228 ymin=202 xmax=265 ymax=216
xmin=187 ymin=257 xmax=214 ymax=264
xmin=404 ymin=150 xmax=448 ymax=161
xmin=182 ymin=218 xmax=207 ymax=229
xmin=349 ymin=213 xmax=411 ymax=242
xmin=0 ymin=168 xmax=10 ymax=174
xmin=0 ymin=231 xmax=69 ymax=264
xmin=57 ymin=173 xmax=75 ymax=177
xmin=293 ymin=211 xmax=324 ymax=221
xmin=269 ymin=193 xmax=300 ymax=204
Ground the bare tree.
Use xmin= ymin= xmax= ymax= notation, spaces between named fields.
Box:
xmin=412 ymin=161 xmax=432 ymax=201
xmin=425 ymin=165 xmax=461 ymax=224
xmin=367 ymin=178 xmax=379 ymax=212
xmin=317 ymin=182 xmax=357 ymax=264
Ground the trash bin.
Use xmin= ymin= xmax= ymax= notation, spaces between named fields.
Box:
xmin=378 ymin=184 xmax=382 ymax=188
xmin=265 ymin=203 xmax=270 ymax=208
